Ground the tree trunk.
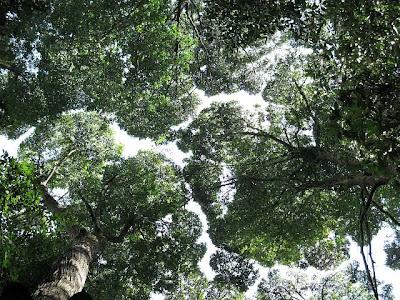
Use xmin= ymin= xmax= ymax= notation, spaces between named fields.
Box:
xmin=32 ymin=229 xmax=100 ymax=300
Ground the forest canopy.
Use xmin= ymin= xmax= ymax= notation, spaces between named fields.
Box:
xmin=0 ymin=0 xmax=399 ymax=299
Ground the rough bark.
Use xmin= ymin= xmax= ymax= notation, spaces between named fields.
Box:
xmin=32 ymin=229 xmax=100 ymax=300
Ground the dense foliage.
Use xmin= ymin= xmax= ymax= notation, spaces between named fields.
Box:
xmin=2 ymin=113 xmax=205 ymax=298
xmin=0 ymin=0 xmax=198 ymax=138
xmin=0 ymin=152 xmax=66 ymax=292
xmin=177 ymin=0 xmax=400 ymax=298
xmin=0 ymin=0 xmax=399 ymax=299
xmin=256 ymin=262 xmax=393 ymax=300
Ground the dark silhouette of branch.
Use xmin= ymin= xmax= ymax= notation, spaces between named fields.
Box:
xmin=239 ymin=127 xmax=296 ymax=150
xmin=138 ymin=223 xmax=149 ymax=242
xmin=283 ymin=128 xmax=293 ymax=147
xmin=104 ymin=214 xmax=142 ymax=243
xmin=174 ymin=0 xmax=183 ymax=24
xmin=365 ymin=215 xmax=378 ymax=297
xmin=96 ymin=173 xmax=119 ymax=219
xmin=210 ymin=178 xmax=238 ymax=189
xmin=78 ymin=191 xmax=100 ymax=233
xmin=360 ymin=183 xmax=382 ymax=223
xmin=173 ymin=0 xmax=184 ymax=53
xmin=372 ymin=200 xmax=400 ymax=227
xmin=293 ymin=79 xmax=321 ymax=147
xmin=359 ymin=187 xmax=380 ymax=300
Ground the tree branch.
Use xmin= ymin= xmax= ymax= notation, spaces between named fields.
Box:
xmin=360 ymin=184 xmax=381 ymax=223
xmin=0 ymin=61 xmax=21 ymax=77
xmin=138 ymin=223 xmax=149 ymax=242
xmin=39 ymin=185 xmax=81 ymax=238
xmin=174 ymin=0 xmax=183 ymax=24
xmin=185 ymin=9 xmax=209 ymax=55
xmin=283 ymin=128 xmax=293 ymax=147
xmin=365 ymin=215 xmax=378 ymax=297
xmin=302 ymin=174 xmax=388 ymax=190
xmin=372 ymin=200 xmax=400 ymax=227
xmin=240 ymin=126 xmax=296 ymax=150
xmin=359 ymin=187 xmax=380 ymax=300
xmin=40 ymin=186 xmax=66 ymax=215
xmin=293 ymin=79 xmax=321 ymax=147
xmin=96 ymin=173 xmax=119 ymax=218
xmin=78 ymin=191 xmax=100 ymax=233
xmin=41 ymin=148 xmax=77 ymax=186
xmin=293 ymin=79 xmax=312 ymax=114
xmin=103 ymin=214 xmax=142 ymax=243
xmin=210 ymin=178 xmax=238 ymax=189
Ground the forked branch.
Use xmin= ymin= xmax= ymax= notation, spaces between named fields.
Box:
xmin=78 ymin=191 xmax=100 ymax=233
xmin=96 ymin=173 xmax=120 ymax=219
xmin=104 ymin=214 xmax=142 ymax=243
xmin=41 ymin=148 xmax=77 ymax=186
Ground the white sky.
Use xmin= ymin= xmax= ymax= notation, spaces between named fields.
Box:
xmin=1 ymin=90 xmax=399 ymax=299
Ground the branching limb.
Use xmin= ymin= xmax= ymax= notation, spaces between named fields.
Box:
xmin=241 ymin=125 xmax=296 ymax=150
xmin=293 ymin=79 xmax=312 ymax=113
xmin=40 ymin=186 xmax=66 ymax=215
xmin=185 ymin=9 xmax=209 ymax=55
xmin=41 ymin=148 xmax=77 ymax=186
xmin=372 ymin=200 xmax=400 ymax=227
xmin=96 ymin=173 xmax=119 ymax=219
xmin=39 ymin=185 xmax=82 ymax=239
xmin=293 ymin=78 xmax=321 ymax=147
xmin=283 ymin=128 xmax=293 ymax=147
xmin=360 ymin=183 xmax=381 ymax=222
xmin=138 ymin=223 xmax=149 ymax=242
xmin=78 ymin=191 xmax=101 ymax=233
xmin=172 ymin=0 xmax=184 ymax=53
xmin=103 ymin=213 xmax=142 ymax=243
xmin=320 ymin=273 xmax=334 ymax=300
xmin=174 ymin=0 xmax=184 ymax=24
xmin=211 ymin=177 xmax=238 ymax=189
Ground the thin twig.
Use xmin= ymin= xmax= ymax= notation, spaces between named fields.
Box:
xmin=293 ymin=79 xmax=321 ymax=146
